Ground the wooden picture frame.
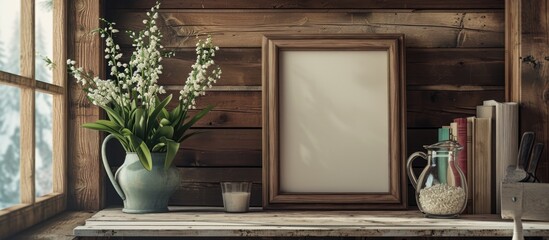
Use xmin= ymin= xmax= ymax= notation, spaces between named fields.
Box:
xmin=262 ymin=34 xmax=406 ymax=209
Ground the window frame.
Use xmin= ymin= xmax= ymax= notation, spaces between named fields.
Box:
xmin=0 ymin=0 xmax=67 ymax=238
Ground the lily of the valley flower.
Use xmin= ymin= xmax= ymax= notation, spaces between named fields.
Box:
xmin=50 ymin=1 xmax=223 ymax=171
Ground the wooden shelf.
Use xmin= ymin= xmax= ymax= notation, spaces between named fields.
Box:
xmin=74 ymin=207 xmax=549 ymax=238
xmin=11 ymin=211 xmax=96 ymax=240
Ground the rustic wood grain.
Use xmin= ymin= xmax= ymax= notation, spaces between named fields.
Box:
xmin=162 ymin=47 xmax=502 ymax=89
xmin=176 ymin=129 xmax=262 ymax=167
xmin=170 ymin=182 xmax=262 ymax=207
xmin=505 ymin=0 xmax=522 ymax=101
xmin=154 ymin=48 xmax=504 ymax=88
xmin=407 ymin=90 xmax=505 ymax=128
xmin=165 ymin=90 xmax=261 ymax=128
xmin=517 ymin=0 xmax=549 ymax=183
xmin=407 ymin=129 xmax=438 ymax=155
xmin=110 ymin=11 xmax=503 ymax=48
xmin=159 ymin=48 xmax=261 ymax=86
xmin=67 ymin=0 xmax=104 ymax=210
xmin=0 ymin=193 xmax=65 ymax=239
xmin=52 ymin=0 xmax=68 ymax=203
xmin=98 ymin=0 xmax=510 ymax=214
xmin=107 ymin=0 xmax=504 ymax=9
xmin=179 ymin=168 xmax=262 ymax=183
xmin=0 ymin=71 xmax=64 ymax=94
xmin=262 ymin=35 xmax=406 ymax=209
xmin=10 ymin=211 xmax=95 ymax=240
xmin=162 ymin=90 xmax=506 ymax=130
xmin=20 ymin=0 xmax=36 ymax=206
xmin=75 ymin=208 xmax=549 ymax=238
xmin=170 ymin=167 xmax=261 ymax=207
xmin=407 ymin=48 xmax=504 ymax=86
xmin=102 ymin=129 xmax=262 ymax=168
xmin=106 ymin=168 xmax=262 ymax=207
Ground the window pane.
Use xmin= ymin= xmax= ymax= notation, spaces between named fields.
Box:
xmin=0 ymin=84 xmax=21 ymax=209
xmin=35 ymin=0 xmax=53 ymax=83
xmin=35 ymin=92 xmax=53 ymax=197
xmin=0 ymin=0 xmax=21 ymax=75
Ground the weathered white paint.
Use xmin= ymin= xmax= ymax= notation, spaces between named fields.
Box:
xmin=501 ymin=182 xmax=549 ymax=221
xmin=73 ymin=207 xmax=549 ymax=237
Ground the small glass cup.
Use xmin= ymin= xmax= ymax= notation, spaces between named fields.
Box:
xmin=220 ymin=182 xmax=252 ymax=213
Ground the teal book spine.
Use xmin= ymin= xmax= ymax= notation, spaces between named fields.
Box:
xmin=438 ymin=127 xmax=450 ymax=141
xmin=437 ymin=127 xmax=450 ymax=184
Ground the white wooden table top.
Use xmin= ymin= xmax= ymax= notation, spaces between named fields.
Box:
xmin=74 ymin=207 xmax=549 ymax=237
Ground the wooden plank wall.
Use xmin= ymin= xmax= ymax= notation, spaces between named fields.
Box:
xmin=103 ymin=0 xmax=506 ymax=207
xmin=519 ymin=0 xmax=549 ymax=183
xmin=67 ymin=0 xmax=105 ymax=210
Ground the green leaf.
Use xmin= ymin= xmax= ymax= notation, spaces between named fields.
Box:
xmin=155 ymin=126 xmax=174 ymax=140
xmin=160 ymin=118 xmax=171 ymax=126
xmin=82 ymin=122 xmax=115 ymax=133
xmin=160 ymin=108 xmax=170 ymax=120
xmin=162 ymin=138 xmax=180 ymax=169
xmin=149 ymin=94 xmax=172 ymax=118
xmin=121 ymin=128 xmax=133 ymax=136
xmin=82 ymin=120 xmax=122 ymax=136
xmin=151 ymin=142 xmax=166 ymax=152
xmin=175 ymin=105 xmax=214 ymax=139
xmin=133 ymin=107 xmax=146 ymax=139
xmin=125 ymin=134 xmax=153 ymax=171
xmin=147 ymin=94 xmax=172 ymax=134
xmin=148 ymin=94 xmax=172 ymax=126
xmin=127 ymin=109 xmax=135 ymax=130
xmin=94 ymin=120 xmax=122 ymax=130
xmin=183 ymin=105 xmax=213 ymax=130
xmin=102 ymin=105 xmax=124 ymax=126
xmin=170 ymin=105 xmax=182 ymax=123
xmin=83 ymin=121 xmax=131 ymax=150
xmin=113 ymin=104 xmax=126 ymax=123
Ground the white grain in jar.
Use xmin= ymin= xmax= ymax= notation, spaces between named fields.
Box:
xmin=418 ymin=184 xmax=466 ymax=215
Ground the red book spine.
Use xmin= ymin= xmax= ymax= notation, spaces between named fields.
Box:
xmin=454 ymin=118 xmax=468 ymax=182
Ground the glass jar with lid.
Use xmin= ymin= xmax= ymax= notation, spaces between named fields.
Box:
xmin=407 ymin=140 xmax=467 ymax=218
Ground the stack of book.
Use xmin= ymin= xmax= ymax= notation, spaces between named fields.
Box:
xmin=437 ymin=100 xmax=518 ymax=214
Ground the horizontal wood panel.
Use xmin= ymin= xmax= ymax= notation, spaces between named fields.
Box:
xmin=106 ymin=168 xmax=262 ymax=207
xmin=165 ymin=90 xmax=261 ymax=128
xmin=103 ymin=1 xmax=507 ymax=211
xmin=103 ymin=129 xmax=262 ymax=167
xmin=176 ymin=129 xmax=261 ymax=167
xmin=172 ymin=168 xmax=262 ymax=206
xmin=160 ymin=48 xmax=261 ymax=86
xmin=107 ymin=0 xmax=504 ymax=9
xmin=177 ymin=128 xmax=438 ymax=167
xmin=170 ymin=182 xmax=262 ymax=206
xmin=407 ymin=48 xmax=504 ymax=86
xmin=407 ymin=128 xmax=438 ymax=155
xmin=407 ymin=90 xmax=504 ymax=128
xmin=179 ymin=168 xmax=262 ymax=183
xmin=156 ymin=48 xmax=504 ymax=87
xmin=103 ymin=128 xmax=449 ymax=207
xmin=520 ymin=0 xmax=549 ymax=184
xmin=110 ymin=11 xmax=503 ymax=48
xmin=164 ymin=90 xmax=505 ymax=129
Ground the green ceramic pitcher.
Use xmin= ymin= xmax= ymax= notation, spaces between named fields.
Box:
xmin=102 ymin=134 xmax=180 ymax=213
